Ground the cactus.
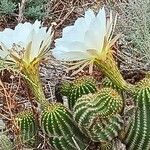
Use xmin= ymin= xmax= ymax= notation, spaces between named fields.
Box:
xmin=15 ymin=110 xmax=37 ymax=143
xmin=73 ymin=88 xmax=124 ymax=143
xmin=40 ymin=103 xmax=89 ymax=149
xmin=102 ymin=77 xmax=123 ymax=94
xmin=61 ymin=76 xmax=97 ymax=109
xmin=0 ymin=134 xmax=13 ymax=150
xmin=49 ymin=135 xmax=88 ymax=150
xmin=60 ymin=81 xmax=72 ymax=96
xmin=123 ymin=77 xmax=150 ymax=150
xmin=41 ymin=103 xmax=77 ymax=137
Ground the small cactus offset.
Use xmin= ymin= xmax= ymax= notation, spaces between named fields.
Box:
xmin=61 ymin=76 xmax=97 ymax=109
xmin=15 ymin=110 xmax=37 ymax=143
xmin=0 ymin=134 xmax=13 ymax=150
xmin=60 ymin=81 xmax=72 ymax=96
xmin=123 ymin=77 xmax=150 ymax=150
xmin=41 ymin=103 xmax=89 ymax=149
xmin=73 ymin=88 xmax=124 ymax=143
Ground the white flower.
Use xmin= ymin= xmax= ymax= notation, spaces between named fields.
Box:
xmin=0 ymin=20 xmax=53 ymax=64
xmin=52 ymin=7 xmax=119 ymax=74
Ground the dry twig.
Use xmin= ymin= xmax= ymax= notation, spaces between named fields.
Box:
xmin=18 ymin=0 xmax=27 ymax=23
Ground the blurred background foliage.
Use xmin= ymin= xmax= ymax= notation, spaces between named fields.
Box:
xmin=0 ymin=0 xmax=48 ymax=20
xmin=106 ymin=0 xmax=150 ymax=72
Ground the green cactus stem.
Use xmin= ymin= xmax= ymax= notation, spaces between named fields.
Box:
xmin=41 ymin=103 xmax=89 ymax=137
xmin=41 ymin=103 xmax=77 ymax=137
xmin=73 ymin=88 xmax=124 ymax=143
xmin=61 ymin=76 xmax=97 ymax=109
xmin=60 ymin=81 xmax=72 ymax=96
xmin=41 ymin=103 xmax=89 ymax=149
xmin=123 ymin=77 xmax=150 ymax=150
xmin=15 ymin=110 xmax=37 ymax=143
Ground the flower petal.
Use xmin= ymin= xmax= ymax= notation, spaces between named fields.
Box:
xmin=55 ymin=40 xmax=88 ymax=52
xmin=53 ymin=46 xmax=90 ymax=61
xmin=61 ymin=9 xmax=95 ymax=43
xmin=53 ymin=7 xmax=108 ymax=61
xmin=96 ymin=7 xmax=106 ymax=53
xmin=0 ymin=42 xmax=10 ymax=59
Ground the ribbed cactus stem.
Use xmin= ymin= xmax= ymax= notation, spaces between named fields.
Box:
xmin=41 ymin=103 xmax=89 ymax=149
xmin=61 ymin=76 xmax=97 ymax=109
xmin=15 ymin=110 xmax=36 ymax=143
xmin=74 ymin=88 xmax=123 ymax=120
xmin=74 ymin=88 xmax=124 ymax=142
xmin=123 ymin=77 xmax=150 ymax=150
xmin=95 ymin=53 xmax=129 ymax=90
xmin=41 ymin=103 xmax=76 ymax=137
xmin=41 ymin=103 xmax=87 ymax=137
xmin=22 ymin=63 xmax=49 ymax=108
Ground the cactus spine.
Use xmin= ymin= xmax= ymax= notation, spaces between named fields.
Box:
xmin=123 ymin=77 xmax=150 ymax=150
xmin=73 ymin=88 xmax=124 ymax=143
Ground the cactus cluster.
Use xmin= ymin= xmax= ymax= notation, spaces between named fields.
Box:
xmin=13 ymin=73 xmax=150 ymax=150
xmin=2 ymin=6 xmax=150 ymax=149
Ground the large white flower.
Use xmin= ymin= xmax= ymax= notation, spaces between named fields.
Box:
xmin=52 ymin=7 xmax=119 ymax=74
xmin=0 ymin=20 xmax=53 ymax=65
